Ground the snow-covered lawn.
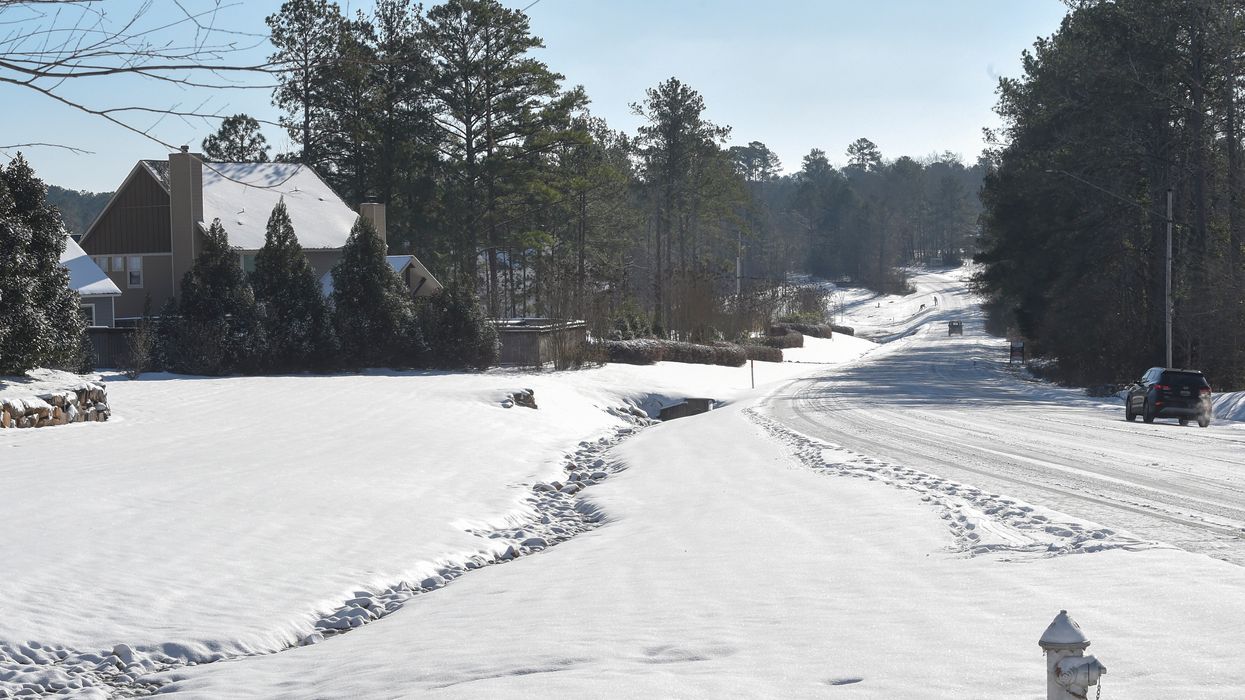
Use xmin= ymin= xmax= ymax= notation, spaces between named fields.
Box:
xmin=0 ymin=335 xmax=874 ymax=696
xmin=5 ymin=266 xmax=1245 ymax=698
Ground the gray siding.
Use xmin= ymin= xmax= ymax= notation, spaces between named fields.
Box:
xmin=81 ymin=296 xmax=116 ymax=327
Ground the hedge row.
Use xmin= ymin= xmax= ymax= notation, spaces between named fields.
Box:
xmin=760 ymin=330 xmax=804 ymax=349
xmin=831 ymin=324 xmax=855 ymax=336
xmin=742 ymin=345 xmax=783 ymax=362
xmin=599 ymin=339 xmax=747 ymax=367
xmin=770 ymin=322 xmax=833 ymax=339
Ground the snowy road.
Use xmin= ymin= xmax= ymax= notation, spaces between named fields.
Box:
xmin=767 ymin=268 xmax=1245 ymax=566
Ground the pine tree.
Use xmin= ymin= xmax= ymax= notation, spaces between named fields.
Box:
xmin=415 ymin=283 xmax=498 ymax=370
xmin=0 ymin=155 xmax=87 ymax=375
xmin=267 ymin=0 xmax=346 ymax=168
xmin=330 ymin=216 xmax=422 ymax=368
xmin=164 ymin=219 xmax=262 ymax=375
xmin=202 ymin=114 xmax=271 ymax=162
xmin=251 ymin=200 xmax=337 ymax=371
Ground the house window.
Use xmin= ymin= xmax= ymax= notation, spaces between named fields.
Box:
xmin=127 ymin=256 xmax=143 ymax=288
xmin=112 ymin=256 xmax=125 ymax=272
xmin=80 ymin=303 xmax=96 ymax=327
xmin=93 ymin=256 xmax=109 ymax=271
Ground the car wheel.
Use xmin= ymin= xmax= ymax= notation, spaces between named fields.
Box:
xmin=1125 ymin=401 xmax=1136 ymax=422
xmin=1142 ymin=398 xmax=1156 ymax=423
xmin=1198 ymin=415 xmax=1211 ymax=428
xmin=1179 ymin=417 xmax=1189 ymax=426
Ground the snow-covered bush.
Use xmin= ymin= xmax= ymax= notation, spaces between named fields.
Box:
xmin=659 ymin=340 xmax=717 ymax=365
xmin=708 ymin=343 xmax=748 ymax=367
xmin=599 ymin=339 xmax=748 ymax=367
xmin=761 ymin=330 xmax=804 ymax=349
xmin=600 ymin=339 xmax=664 ymax=365
xmin=772 ymin=321 xmax=833 ymax=338
xmin=742 ymin=345 xmax=783 ymax=363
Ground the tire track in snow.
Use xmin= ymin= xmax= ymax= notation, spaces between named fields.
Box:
xmin=747 ymin=408 xmax=1163 ymax=559
xmin=0 ymin=409 xmax=654 ymax=699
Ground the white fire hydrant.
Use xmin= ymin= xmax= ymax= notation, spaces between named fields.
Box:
xmin=1039 ymin=610 xmax=1106 ymax=700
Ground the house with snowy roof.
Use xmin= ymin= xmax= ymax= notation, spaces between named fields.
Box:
xmin=60 ymin=236 xmax=122 ymax=327
xmin=79 ymin=148 xmax=441 ymax=325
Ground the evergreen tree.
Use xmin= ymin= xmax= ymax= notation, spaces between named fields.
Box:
xmin=845 ymin=137 xmax=883 ymax=172
xmin=423 ymin=0 xmax=587 ymax=310
xmin=632 ymin=77 xmax=738 ymax=335
xmin=252 ymin=200 xmax=337 ymax=371
xmin=268 ymin=0 xmax=346 ymax=168
xmin=202 ymin=114 xmax=271 ymax=162
xmin=330 ymin=216 xmax=423 ymax=367
xmin=163 ymin=219 xmax=262 ymax=375
xmin=415 ymin=283 xmax=499 ymax=370
xmin=729 ymin=141 xmax=783 ymax=182
xmin=0 ymin=155 xmax=87 ymax=375
xmin=44 ymin=185 xmax=112 ymax=238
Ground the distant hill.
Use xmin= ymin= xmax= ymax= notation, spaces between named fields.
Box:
xmin=46 ymin=184 xmax=112 ymax=238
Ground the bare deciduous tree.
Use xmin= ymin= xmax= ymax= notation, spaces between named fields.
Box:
xmin=0 ymin=0 xmax=275 ymax=156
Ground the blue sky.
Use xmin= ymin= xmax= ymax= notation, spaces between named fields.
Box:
xmin=2 ymin=0 xmax=1069 ymax=192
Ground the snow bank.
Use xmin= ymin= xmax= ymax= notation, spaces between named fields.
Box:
xmin=1212 ymin=390 xmax=1245 ymax=422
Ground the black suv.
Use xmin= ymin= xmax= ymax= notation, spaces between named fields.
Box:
xmin=1125 ymin=367 xmax=1213 ymax=427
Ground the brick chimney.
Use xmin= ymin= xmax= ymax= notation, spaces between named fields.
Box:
xmin=358 ymin=202 xmax=386 ymax=252
xmin=168 ymin=146 xmax=204 ymax=297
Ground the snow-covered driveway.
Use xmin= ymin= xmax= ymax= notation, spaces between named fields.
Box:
xmin=767 ymin=268 xmax=1245 ymax=565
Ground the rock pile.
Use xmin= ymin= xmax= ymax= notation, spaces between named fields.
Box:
xmin=0 ymin=383 xmax=110 ymax=429
xmin=502 ymin=388 xmax=538 ymax=409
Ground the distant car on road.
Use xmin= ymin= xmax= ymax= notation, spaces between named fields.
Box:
xmin=1125 ymin=367 xmax=1213 ymax=427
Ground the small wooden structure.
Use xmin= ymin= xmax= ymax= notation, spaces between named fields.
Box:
xmin=494 ymin=318 xmax=588 ymax=367
xmin=87 ymin=327 xmax=135 ymax=369
xmin=948 ymin=320 xmax=964 ymax=336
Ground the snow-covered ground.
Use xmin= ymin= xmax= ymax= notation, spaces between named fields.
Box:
xmin=0 ymin=335 xmax=874 ymax=696
xmin=5 ymin=266 xmax=1245 ymax=698
xmin=0 ymin=368 xmax=101 ymax=402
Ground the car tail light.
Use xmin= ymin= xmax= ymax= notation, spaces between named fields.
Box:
xmin=1200 ymin=387 xmax=1211 ymax=395
xmin=1155 ymin=384 xmax=1171 ymax=391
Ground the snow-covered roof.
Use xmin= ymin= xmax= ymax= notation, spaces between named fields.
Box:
xmin=199 ymin=163 xmax=359 ymax=251
xmin=320 ymin=255 xmax=430 ymax=297
xmin=59 ymin=237 xmax=121 ymax=297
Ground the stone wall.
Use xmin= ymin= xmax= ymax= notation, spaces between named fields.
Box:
xmin=0 ymin=383 xmax=110 ymax=429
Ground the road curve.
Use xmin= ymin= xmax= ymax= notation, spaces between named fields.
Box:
xmin=764 ymin=268 xmax=1245 ymax=565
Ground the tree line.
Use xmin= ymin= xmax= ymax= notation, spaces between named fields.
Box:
xmin=5 ymin=0 xmax=989 ymax=376
xmin=977 ymin=0 xmax=1245 ymax=389
xmin=227 ymin=0 xmax=982 ymax=344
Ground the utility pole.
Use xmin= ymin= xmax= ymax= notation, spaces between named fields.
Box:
xmin=1045 ymin=168 xmax=1178 ymax=368
xmin=1166 ymin=187 xmax=1173 ymax=368
xmin=735 ymin=229 xmax=743 ymax=296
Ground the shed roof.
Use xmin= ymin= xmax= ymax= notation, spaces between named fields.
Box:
xmin=60 ymin=237 xmax=121 ymax=297
xmin=319 ymin=255 xmax=441 ymax=297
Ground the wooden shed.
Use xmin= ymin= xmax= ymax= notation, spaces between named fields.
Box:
xmin=494 ymin=319 xmax=588 ymax=367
